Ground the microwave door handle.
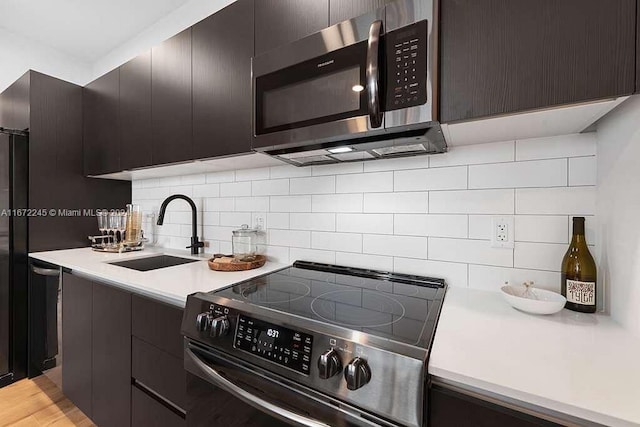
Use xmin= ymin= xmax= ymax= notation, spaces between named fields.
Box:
xmin=366 ymin=19 xmax=383 ymax=129
xmin=185 ymin=347 xmax=331 ymax=427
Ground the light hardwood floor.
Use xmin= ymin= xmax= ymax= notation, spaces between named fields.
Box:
xmin=0 ymin=376 xmax=95 ymax=427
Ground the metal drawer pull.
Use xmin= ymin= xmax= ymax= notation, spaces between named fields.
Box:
xmin=185 ymin=347 xmax=331 ymax=427
xmin=31 ymin=266 xmax=60 ymax=277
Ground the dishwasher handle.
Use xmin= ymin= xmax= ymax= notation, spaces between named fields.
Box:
xmin=31 ymin=265 xmax=60 ymax=277
xmin=185 ymin=346 xmax=331 ymax=427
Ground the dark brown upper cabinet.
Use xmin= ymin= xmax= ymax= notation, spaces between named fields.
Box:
xmin=83 ymin=69 xmax=120 ymax=175
xmin=636 ymin=3 xmax=639 ymax=93
xmin=440 ymin=0 xmax=637 ymax=123
xmin=152 ymin=28 xmax=193 ymax=165
xmin=120 ymin=50 xmax=152 ymax=170
xmin=192 ymin=0 xmax=254 ymax=159
xmin=254 ymin=0 xmax=329 ymax=56
xmin=329 ymin=0 xmax=394 ymax=25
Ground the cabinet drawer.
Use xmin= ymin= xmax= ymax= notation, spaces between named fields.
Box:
xmin=132 ymin=336 xmax=186 ymax=410
xmin=132 ymin=386 xmax=185 ymax=427
xmin=132 ymin=294 xmax=184 ymax=358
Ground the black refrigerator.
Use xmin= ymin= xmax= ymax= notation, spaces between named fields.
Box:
xmin=0 ymin=128 xmax=29 ymax=387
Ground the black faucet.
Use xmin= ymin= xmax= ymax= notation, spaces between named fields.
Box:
xmin=157 ymin=194 xmax=205 ymax=255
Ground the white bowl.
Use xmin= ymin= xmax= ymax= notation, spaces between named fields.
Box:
xmin=501 ymin=285 xmax=566 ymax=315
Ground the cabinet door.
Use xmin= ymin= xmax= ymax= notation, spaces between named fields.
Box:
xmin=636 ymin=4 xmax=640 ymax=93
xmin=132 ymin=386 xmax=185 ymax=427
xmin=254 ymin=0 xmax=329 ymax=56
xmin=92 ymin=283 xmax=132 ymax=427
xmin=83 ymin=69 xmax=120 ymax=175
xmin=61 ymin=273 xmax=92 ymax=417
xmin=440 ymin=0 xmax=636 ymax=123
xmin=429 ymin=385 xmax=559 ymax=426
xmin=152 ymin=29 xmax=192 ymax=165
xmin=329 ymin=0 xmax=393 ymax=25
xmin=120 ymin=50 xmax=152 ymax=170
xmin=192 ymin=0 xmax=254 ymax=159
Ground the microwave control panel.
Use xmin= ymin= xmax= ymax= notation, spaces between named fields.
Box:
xmin=385 ymin=20 xmax=428 ymax=111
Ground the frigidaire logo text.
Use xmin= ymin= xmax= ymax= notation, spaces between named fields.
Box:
xmin=317 ymin=59 xmax=334 ymax=68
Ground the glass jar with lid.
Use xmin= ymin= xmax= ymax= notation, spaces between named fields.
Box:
xmin=232 ymin=224 xmax=259 ymax=262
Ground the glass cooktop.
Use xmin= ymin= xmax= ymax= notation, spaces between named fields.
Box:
xmin=213 ymin=261 xmax=447 ymax=348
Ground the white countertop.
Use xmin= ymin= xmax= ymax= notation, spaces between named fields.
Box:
xmin=29 ymin=247 xmax=288 ymax=307
xmin=429 ymin=287 xmax=640 ymax=427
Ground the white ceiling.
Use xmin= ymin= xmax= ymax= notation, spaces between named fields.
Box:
xmin=0 ymin=0 xmax=190 ymax=62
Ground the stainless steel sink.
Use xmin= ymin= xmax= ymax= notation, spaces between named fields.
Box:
xmin=108 ymin=255 xmax=200 ymax=271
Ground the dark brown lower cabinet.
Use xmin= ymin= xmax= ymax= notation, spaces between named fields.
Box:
xmin=429 ymin=384 xmax=560 ymax=427
xmin=61 ymin=273 xmax=131 ymax=427
xmin=132 ymin=386 xmax=186 ymax=427
xmin=61 ymin=273 xmax=93 ymax=418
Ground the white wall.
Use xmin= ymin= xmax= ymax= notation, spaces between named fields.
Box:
xmin=91 ymin=0 xmax=234 ymax=79
xmin=596 ymin=94 xmax=640 ymax=337
xmin=0 ymin=28 xmax=92 ymax=93
xmin=132 ymin=134 xmax=597 ymax=293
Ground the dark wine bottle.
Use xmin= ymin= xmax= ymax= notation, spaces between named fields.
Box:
xmin=561 ymin=217 xmax=597 ymax=313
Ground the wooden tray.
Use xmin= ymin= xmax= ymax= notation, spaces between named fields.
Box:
xmin=208 ymin=254 xmax=267 ymax=272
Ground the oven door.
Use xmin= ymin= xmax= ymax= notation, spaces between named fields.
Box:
xmin=252 ymin=10 xmax=385 ymax=153
xmin=184 ymin=342 xmax=395 ymax=427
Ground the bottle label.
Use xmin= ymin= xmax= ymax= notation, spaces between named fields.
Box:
xmin=566 ymin=280 xmax=595 ymax=305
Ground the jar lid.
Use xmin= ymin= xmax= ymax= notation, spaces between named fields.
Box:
xmin=232 ymin=224 xmax=258 ymax=237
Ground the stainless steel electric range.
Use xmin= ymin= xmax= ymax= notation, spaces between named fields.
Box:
xmin=181 ymin=261 xmax=447 ymax=427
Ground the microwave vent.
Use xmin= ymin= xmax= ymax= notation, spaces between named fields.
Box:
xmin=372 ymin=143 xmax=427 ymax=157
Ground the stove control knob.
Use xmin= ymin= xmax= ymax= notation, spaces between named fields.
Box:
xmin=344 ymin=357 xmax=371 ymax=390
xmin=318 ymin=349 xmax=342 ymax=379
xmin=196 ymin=312 xmax=212 ymax=332
xmin=210 ymin=316 xmax=229 ymax=338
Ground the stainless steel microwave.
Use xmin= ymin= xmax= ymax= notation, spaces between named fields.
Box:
xmin=252 ymin=0 xmax=446 ymax=166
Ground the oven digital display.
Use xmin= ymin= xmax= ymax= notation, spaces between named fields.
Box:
xmin=235 ymin=315 xmax=313 ymax=375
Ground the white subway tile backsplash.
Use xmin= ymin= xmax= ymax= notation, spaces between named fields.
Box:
xmin=251 ymin=179 xmax=289 ymax=196
xmin=515 ymin=215 xmax=568 ymax=244
xmin=516 ymin=133 xmax=596 ymax=161
xmin=290 ymin=213 xmax=336 ymax=232
xmin=270 ymin=165 xmax=311 ymax=179
xmin=271 ymin=196 xmax=312 ymax=212
xmin=312 ymin=194 xmax=363 ymax=213
xmin=363 ymin=234 xmax=427 ymax=259
xmin=395 ymin=214 xmax=467 ymax=238
xmin=516 ymin=187 xmax=596 ymax=215
xmin=394 ymin=166 xmax=467 ymax=191
xmin=430 ymin=189 xmax=514 ymax=214
xmin=269 ymin=229 xmax=311 ymax=248
xmin=235 ymin=167 xmax=270 ymax=181
xmin=133 ymin=134 xmax=597 ymax=289
xmin=468 ymin=215 xmax=491 ymax=240
xmin=235 ymin=197 xmax=270 ymax=212
xmin=193 ymin=183 xmax=220 ymax=198
xmin=312 ymin=232 xmax=362 ymax=253
xmin=290 ymin=248 xmax=336 ymax=264
xmin=206 ymin=171 xmax=235 ymax=183
xmin=290 ymin=176 xmax=335 ymax=195
xmin=220 ymin=182 xmax=251 ymax=197
xmin=336 ymin=252 xmax=393 ymax=271
xmin=363 ymin=155 xmax=429 ymax=172
xmin=220 ymin=212 xmax=252 ymax=227
xmin=364 ymin=192 xmax=428 ymax=213
xmin=514 ymin=242 xmax=566 ymax=271
xmin=569 ymin=156 xmax=596 ymax=186
xmin=312 ymin=163 xmax=363 ymax=176
xmin=336 ymin=214 xmax=394 ymax=234
xmin=469 ymin=159 xmax=567 ymax=189
xmin=336 ymin=172 xmax=393 ymax=193
xmin=429 ymin=238 xmax=513 ymax=267
xmin=393 ymin=258 xmax=468 ymax=287
xmin=468 ymin=265 xmax=561 ymax=292
xmin=430 ymin=141 xmax=515 ymax=168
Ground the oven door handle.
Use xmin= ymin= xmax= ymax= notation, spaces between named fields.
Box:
xmin=185 ymin=347 xmax=332 ymax=427
xmin=366 ymin=19 xmax=383 ymax=129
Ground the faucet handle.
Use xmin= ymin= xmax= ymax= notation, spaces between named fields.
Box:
xmin=186 ymin=237 xmax=205 ymax=254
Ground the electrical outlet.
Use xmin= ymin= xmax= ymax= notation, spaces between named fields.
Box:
xmin=253 ymin=213 xmax=267 ymax=231
xmin=491 ymin=216 xmax=514 ymax=249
